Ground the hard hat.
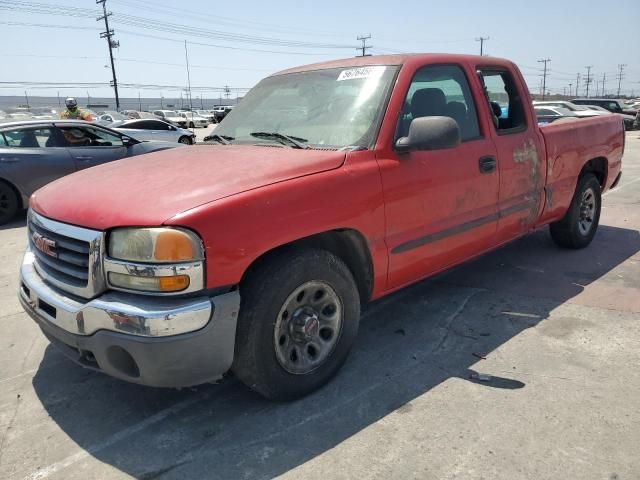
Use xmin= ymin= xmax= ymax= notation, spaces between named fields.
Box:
xmin=65 ymin=97 xmax=78 ymax=108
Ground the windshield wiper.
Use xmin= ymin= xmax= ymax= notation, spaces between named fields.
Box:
xmin=203 ymin=134 xmax=234 ymax=145
xmin=250 ymin=132 xmax=309 ymax=149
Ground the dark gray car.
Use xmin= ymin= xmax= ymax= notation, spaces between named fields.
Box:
xmin=0 ymin=120 xmax=180 ymax=224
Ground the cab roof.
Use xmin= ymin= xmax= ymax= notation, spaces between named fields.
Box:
xmin=272 ymin=53 xmax=514 ymax=76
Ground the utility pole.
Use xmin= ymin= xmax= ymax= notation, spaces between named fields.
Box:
xmin=584 ymin=65 xmax=593 ymax=97
xmin=138 ymin=92 xmax=142 ymax=110
xmin=475 ymin=36 xmax=489 ymax=56
xmin=568 ymin=83 xmax=573 ymax=98
xmin=57 ymin=91 xmax=61 ymax=107
xmin=184 ymin=40 xmax=193 ymax=110
xmin=538 ymin=58 xmax=551 ymax=100
xmin=96 ymin=0 xmax=120 ymax=110
xmin=24 ymin=90 xmax=29 ymax=108
xmin=601 ymin=73 xmax=606 ymax=97
xmin=616 ymin=64 xmax=627 ymax=97
xmin=356 ymin=34 xmax=372 ymax=57
xmin=224 ymin=85 xmax=231 ymax=101
xmin=576 ymin=73 xmax=580 ymax=97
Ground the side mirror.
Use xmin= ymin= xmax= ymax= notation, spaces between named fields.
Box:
xmin=169 ymin=125 xmax=176 ymax=131
xmin=395 ymin=116 xmax=461 ymax=153
xmin=122 ymin=136 xmax=134 ymax=147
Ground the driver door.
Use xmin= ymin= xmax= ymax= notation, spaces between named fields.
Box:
xmin=56 ymin=124 xmax=128 ymax=170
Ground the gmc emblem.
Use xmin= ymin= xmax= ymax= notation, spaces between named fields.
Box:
xmin=32 ymin=232 xmax=57 ymax=258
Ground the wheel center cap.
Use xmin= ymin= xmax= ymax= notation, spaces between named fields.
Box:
xmin=291 ymin=307 xmax=319 ymax=340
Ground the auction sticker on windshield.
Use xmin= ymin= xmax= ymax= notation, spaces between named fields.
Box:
xmin=337 ymin=66 xmax=386 ymax=81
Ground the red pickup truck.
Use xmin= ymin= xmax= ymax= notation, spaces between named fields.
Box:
xmin=20 ymin=54 xmax=624 ymax=400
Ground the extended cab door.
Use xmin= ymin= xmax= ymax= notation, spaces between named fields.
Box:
xmin=377 ymin=63 xmax=500 ymax=290
xmin=57 ymin=124 xmax=128 ymax=170
xmin=476 ymin=67 xmax=546 ymax=240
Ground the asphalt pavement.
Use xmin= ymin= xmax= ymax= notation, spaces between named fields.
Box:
xmin=0 ymin=132 xmax=639 ymax=480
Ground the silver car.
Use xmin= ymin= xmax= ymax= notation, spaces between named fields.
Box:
xmin=109 ymin=118 xmax=196 ymax=144
xmin=178 ymin=111 xmax=209 ymax=128
xmin=0 ymin=120 xmax=181 ymax=224
xmin=152 ymin=110 xmax=188 ymax=128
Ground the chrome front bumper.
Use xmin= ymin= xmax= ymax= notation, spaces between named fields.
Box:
xmin=20 ymin=250 xmax=241 ymax=387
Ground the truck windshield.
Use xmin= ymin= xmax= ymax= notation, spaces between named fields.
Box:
xmin=214 ymin=65 xmax=398 ymax=149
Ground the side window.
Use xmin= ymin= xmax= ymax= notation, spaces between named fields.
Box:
xmin=397 ymin=64 xmax=480 ymax=142
xmin=2 ymin=127 xmax=61 ymax=148
xmin=150 ymin=120 xmax=170 ymax=130
xmin=478 ymin=70 xmax=527 ymax=133
xmin=60 ymin=126 xmax=124 ymax=147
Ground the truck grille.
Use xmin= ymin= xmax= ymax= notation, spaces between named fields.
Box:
xmin=28 ymin=211 xmax=106 ymax=299
xmin=29 ymin=221 xmax=90 ymax=286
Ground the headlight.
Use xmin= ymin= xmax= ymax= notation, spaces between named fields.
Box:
xmin=108 ymin=227 xmax=203 ymax=263
xmin=106 ymin=228 xmax=205 ymax=294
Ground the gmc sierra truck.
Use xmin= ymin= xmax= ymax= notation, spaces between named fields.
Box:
xmin=19 ymin=54 xmax=624 ymax=400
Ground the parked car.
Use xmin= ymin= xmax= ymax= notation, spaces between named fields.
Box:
xmin=152 ymin=110 xmax=188 ymax=128
xmin=0 ymin=120 xmax=181 ymax=224
xmin=109 ymin=119 xmax=196 ymax=144
xmin=533 ymin=106 xmax=577 ymax=124
xmin=572 ymin=98 xmax=638 ymax=116
xmin=120 ymin=110 xmax=152 ymax=120
xmin=532 ymin=101 xmax=608 ymax=118
xmin=178 ymin=111 xmax=209 ymax=128
xmin=580 ymin=105 xmax=637 ymax=130
xmin=97 ymin=111 xmax=128 ymax=123
xmin=212 ymin=106 xmax=234 ymax=122
xmin=19 ymin=54 xmax=623 ymax=400
xmin=194 ymin=110 xmax=217 ymax=123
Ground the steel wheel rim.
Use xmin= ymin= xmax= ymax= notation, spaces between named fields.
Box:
xmin=274 ymin=280 xmax=343 ymax=375
xmin=578 ymin=187 xmax=596 ymax=235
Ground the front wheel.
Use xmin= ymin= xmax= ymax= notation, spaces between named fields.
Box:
xmin=189 ymin=122 xmax=195 ymax=129
xmin=178 ymin=136 xmax=192 ymax=145
xmin=232 ymin=248 xmax=360 ymax=401
xmin=0 ymin=181 xmax=19 ymax=226
xmin=550 ymin=173 xmax=601 ymax=249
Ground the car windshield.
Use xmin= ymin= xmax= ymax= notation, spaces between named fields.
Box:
xmin=214 ymin=65 xmax=399 ymax=149
xmin=164 ymin=111 xmax=178 ymax=116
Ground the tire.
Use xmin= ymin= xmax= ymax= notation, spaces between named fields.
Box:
xmin=232 ymin=248 xmax=360 ymax=401
xmin=189 ymin=122 xmax=195 ymax=129
xmin=178 ymin=136 xmax=192 ymax=145
xmin=550 ymin=173 xmax=601 ymax=249
xmin=0 ymin=181 xmax=19 ymax=226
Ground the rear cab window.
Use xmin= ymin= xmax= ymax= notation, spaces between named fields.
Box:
xmin=478 ymin=68 xmax=528 ymax=134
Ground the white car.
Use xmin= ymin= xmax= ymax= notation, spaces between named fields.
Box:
xmin=109 ymin=118 xmax=196 ymax=144
xmin=194 ymin=110 xmax=217 ymax=123
xmin=532 ymin=101 xmax=609 ymax=118
xmin=178 ymin=111 xmax=209 ymax=128
xmin=152 ymin=110 xmax=188 ymax=128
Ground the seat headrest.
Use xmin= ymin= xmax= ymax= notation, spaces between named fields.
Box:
xmin=411 ymin=88 xmax=447 ymax=118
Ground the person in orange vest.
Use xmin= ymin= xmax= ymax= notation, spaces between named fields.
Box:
xmin=59 ymin=97 xmax=94 ymax=121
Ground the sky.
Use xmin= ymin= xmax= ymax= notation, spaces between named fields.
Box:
xmin=0 ymin=0 xmax=639 ymax=102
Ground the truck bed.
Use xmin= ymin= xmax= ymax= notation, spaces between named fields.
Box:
xmin=537 ymin=114 xmax=624 ymax=225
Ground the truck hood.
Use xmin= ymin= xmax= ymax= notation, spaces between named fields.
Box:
xmin=31 ymin=145 xmax=346 ymax=230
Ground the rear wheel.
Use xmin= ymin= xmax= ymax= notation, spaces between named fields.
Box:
xmin=232 ymin=248 xmax=360 ymax=401
xmin=189 ymin=121 xmax=195 ymax=129
xmin=550 ymin=173 xmax=601 ymax=249
xmin=178 ymin=136 xmax=192 ymax=145
xmin=0 ymin=181 xmax=19 ymax=226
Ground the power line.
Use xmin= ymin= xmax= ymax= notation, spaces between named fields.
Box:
xmin=475 ymin=36 xmax=489 ymax=56
xmin=538 ymin=58 xmax=551 ymax=100
xmin=96 ymin=0 xmax=120 ymax=109
xmin=356 ymin=34 xmax=372 ymax=57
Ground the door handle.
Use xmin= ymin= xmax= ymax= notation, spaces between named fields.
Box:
xmin=479 ymin=156 xmax=497 ymax=174
xmin=75 ymin=156 xmax=93 ymax=160
xmin=0 ymin=157 xmax=20 ymax=163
